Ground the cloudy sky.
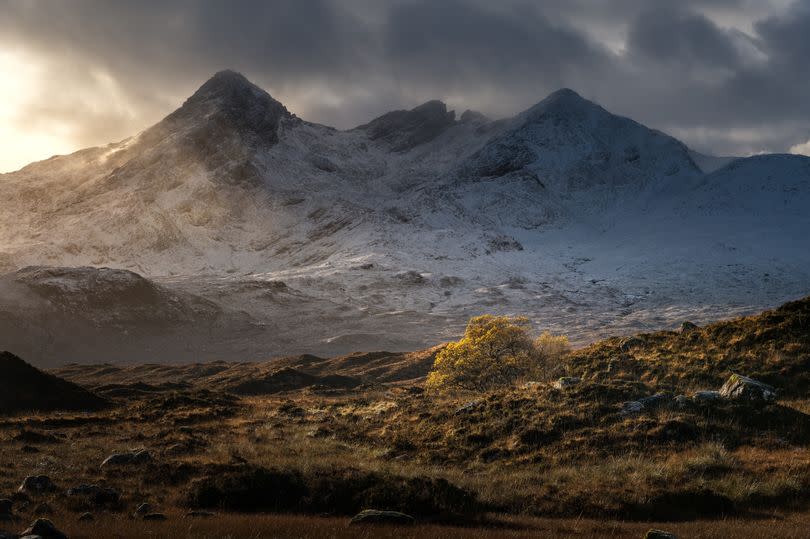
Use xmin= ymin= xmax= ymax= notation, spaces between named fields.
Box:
xmin=1 ymin=0 xmax=809 ymax=172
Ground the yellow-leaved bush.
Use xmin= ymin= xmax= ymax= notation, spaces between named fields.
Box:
xmin=426 ymin=315 xmax=570 ymax=392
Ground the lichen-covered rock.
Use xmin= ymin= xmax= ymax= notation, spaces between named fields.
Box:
xmin=349 ymin=509 xmax=415 ymax=526
xmin=719 ymin=374 xmax=776 ymax=402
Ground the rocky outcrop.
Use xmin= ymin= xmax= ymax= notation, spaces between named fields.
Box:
xmin=719 ymin=374 xmax=776 ymax=402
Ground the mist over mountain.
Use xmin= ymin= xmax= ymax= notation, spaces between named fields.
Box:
xmin=1 ymin=71 xmax=808 ymax=366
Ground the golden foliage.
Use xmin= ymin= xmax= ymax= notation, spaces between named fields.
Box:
xmin=427 ymin=315 xmax=569 ymax=392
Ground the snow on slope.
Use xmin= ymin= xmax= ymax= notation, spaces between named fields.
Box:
xmin=1 ymin=70 xmax=808 ymax=364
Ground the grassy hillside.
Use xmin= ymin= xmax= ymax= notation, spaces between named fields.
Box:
xmin=2 ymin=298 xmax=810 ymax=537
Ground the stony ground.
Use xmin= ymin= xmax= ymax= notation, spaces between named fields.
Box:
xmin=1 ymin=298 xmax=810 ymax=538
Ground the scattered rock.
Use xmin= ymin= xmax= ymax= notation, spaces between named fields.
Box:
xmin=620 ymin=401 xmax=644 ymax=416
xmin=349 ymin=509 xmax=415 ymax=526
xmin=77 ymin=513 xmax=93 ymax=522
xmin=638 ymin=393 xmax=672 ymax=409
xmin=692 ymin=390 xmax=722 ymax=403
xmin=66 ymin=485 xmax=120 ymax=506
xmin=644 ymin=530 xmax=677 ymax=539
xmin=19 ymin=518 xmax=67 ymax=539
xmin=101 ymin=449 xmax=152 ymax=467
xmin=552 ymin=377 xmax=581 ymax=390
xmin=142 ymin=513 xmax=166 ymax=522
xmin=18 ymin=477 xmax=55 ymax=495
xmin=719 ymin=374 xmax=776 ymax=402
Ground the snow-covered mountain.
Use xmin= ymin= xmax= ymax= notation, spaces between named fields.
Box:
xmin=2 ymin=70 xmax=808 ymax=365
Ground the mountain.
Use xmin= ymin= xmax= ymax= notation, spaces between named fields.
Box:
xmin=1 ymin=71 xmax=808 ymax=365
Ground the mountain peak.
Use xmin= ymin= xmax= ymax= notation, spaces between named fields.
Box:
xmin=185 ymin=70 xmax=282 ymax=109
xmin=519 ymin=87 xmax=605 ymax=124
xmin=357 ymin=100 xmax=456 ymax=152
xmin=154 ymin=70 xmax=292 ymax=149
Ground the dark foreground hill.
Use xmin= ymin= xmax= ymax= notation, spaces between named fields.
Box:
xmin=0 ymin=351 xmax=108 ymax=413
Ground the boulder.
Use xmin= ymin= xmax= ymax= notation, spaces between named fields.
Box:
xmin=19 ymin=519 xmax=67 ymax=539
xmin=692 ymin=390 xmax=721 ymax=403
xmin=719 ymin=374 xmax=776 ymax=402
xmin=142 ymin=513 xmax=166 ymax=522
xmin=638 ymin=393 xmax=672 ymax=409
xmin=349 ymin=509 xmax=415 ymax=526
xmin=644 ymin=530 xmax=677 ymax=539
xmin=101 ymin=449 xmax=152 ymax=467
xmin=77 ymin=513 xmax=93 ymax=522
xmin=18 ymin=477 xmax=55 ymax=495
xmin=552 ymin=377 xmax=581 ymax=390
xmin=620 ymin=401 xmax=644 ymax=416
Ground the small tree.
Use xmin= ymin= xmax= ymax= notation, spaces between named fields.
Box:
xmin=427 ymin=315 xmax=538 ymax=392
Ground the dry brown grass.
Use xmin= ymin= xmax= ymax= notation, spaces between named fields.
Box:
xmin=3 ymin=298 xmax=810 ymax=537
xmin=14 ymin=511 xmax=810 ymax=539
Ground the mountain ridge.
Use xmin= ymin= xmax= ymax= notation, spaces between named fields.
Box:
xmin=1 ymin=70 xmax=808 ymax=365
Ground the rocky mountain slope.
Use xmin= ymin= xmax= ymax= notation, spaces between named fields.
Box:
xmin=1 ymin=70 xmax=808 ymax=365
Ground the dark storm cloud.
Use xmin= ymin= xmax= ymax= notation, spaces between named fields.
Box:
xmin=0 ymin=0 xmax=808 ymax=165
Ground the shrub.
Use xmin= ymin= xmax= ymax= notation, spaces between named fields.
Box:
xmin=427 ymin=315 xmax=567 ymax=392
xmin=186 ymin=466 xmax=478 ymax=517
